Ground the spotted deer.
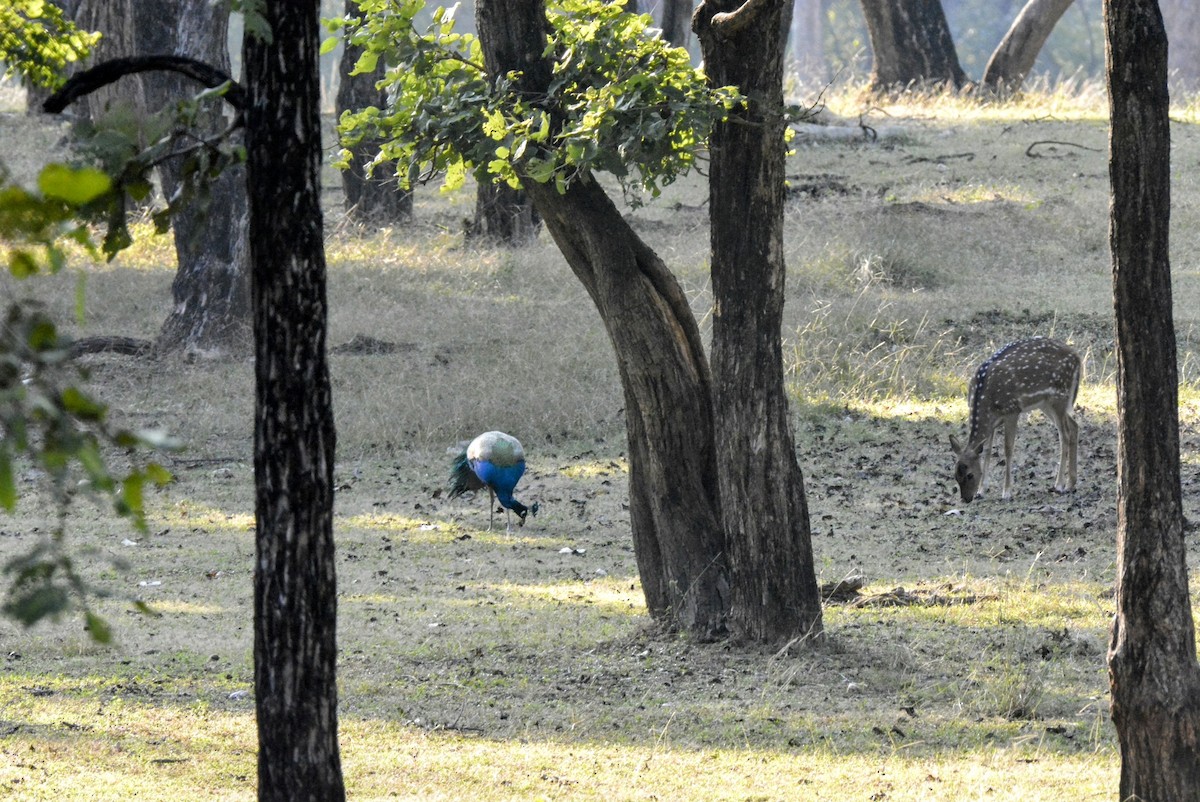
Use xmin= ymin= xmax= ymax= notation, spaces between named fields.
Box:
xmin=949 ymin=337 xmax=1081 ymax=502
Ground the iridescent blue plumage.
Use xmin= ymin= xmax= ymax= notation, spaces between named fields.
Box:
xmin=448 ymin=431 xmax=537 ymax=531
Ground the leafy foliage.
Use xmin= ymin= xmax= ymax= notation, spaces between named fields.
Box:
xmin=1 ymin=164 xmax=177 ymax=640
xmin=330 ymin=0 xmax=743 ymax=204
xmin=65 ymin=83 xmax=247 ymax=260
xmin=0 ymin=0 xmax=99 ymax=89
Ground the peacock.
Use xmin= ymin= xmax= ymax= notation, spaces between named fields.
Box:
xmin=448 ymin=431 xmax=538 ymax=532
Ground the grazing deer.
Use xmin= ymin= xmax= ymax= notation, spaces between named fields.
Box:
xmin=949 ymin=337 xmax=1081 ymax=502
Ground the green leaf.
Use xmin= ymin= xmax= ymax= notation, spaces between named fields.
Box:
xmin=143 ymin=462 xmax=175 ymax=486
xmin=8 ymin=249 xmax=38 ymax=278
xmin=60 ymin=387 xmax=107 ymax=421
xmin=74 ymin=270 xmax=87 ymax=326
xmin=0 ymin=446 xmax=15 ymax=512
xmin=85 ymin=610 xmax=113 ymax=644
xmin=352 ymin=49 xmax=379 ymax=76
xmin=37 ymin=164 xmax=111 ymax=206
xmin=320 ymin=35 xmax=340 ymax=55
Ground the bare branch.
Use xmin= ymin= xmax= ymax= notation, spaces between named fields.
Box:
xmin=42 ymin=55 xmax=246 ymax=114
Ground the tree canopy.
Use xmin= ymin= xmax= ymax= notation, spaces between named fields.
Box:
xmin=331 ymin=0 xmax=743 ymax=203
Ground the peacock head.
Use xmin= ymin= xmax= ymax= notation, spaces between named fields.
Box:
xmin=511 ymin=500 xmax=540 ymax=526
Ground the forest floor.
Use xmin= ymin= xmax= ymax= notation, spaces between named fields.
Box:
xmin=2 ymin=80 xmax=1200 ymax=801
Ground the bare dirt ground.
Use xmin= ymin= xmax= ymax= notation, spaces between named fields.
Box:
xmin=4 ymin=94 xmax=1200 ymax=799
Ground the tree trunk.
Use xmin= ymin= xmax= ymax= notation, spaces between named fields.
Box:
xmin=695 ymin=0 xmax=823 ymax=643
xmin=474 ymin=0 xmax=730 ymax=638
xmin=660 ymin=0 xmax=693 ymax=50
xmin=789 ymin=0 xmax=825 ymax=84
xmin=1105 ymin=1 xmax=1200 ymax=799
xmin=858 ymin=0 xmax=968 ymax=91
xmin=467 ymin=181 xmax=540 ymax=245
xmin=243 ymin=3 xmax=345 ymax=800
xmin=137 ymin=0 xmax=252 ymax=358
xmin=336 ymin=1 xmax=413 ymax=225
xmin=1161 ymin=0 xmax=1200 ymax=91
xmin=74 ymin=0 xmax=141 ymax=120
xmin=981 ymin=0 xmax=1074 ymax=94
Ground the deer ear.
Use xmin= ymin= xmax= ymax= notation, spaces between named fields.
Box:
xmin=949 ymin=434 xmax=962 ymax=453
xmin=973 ymin=441 xmax=986 ymax=456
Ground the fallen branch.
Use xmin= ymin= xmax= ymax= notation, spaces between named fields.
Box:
xmin=68 ymin=336 xmax=154 ymax=359
xmin=1025 ymin=140 xmax=1103 ymax=158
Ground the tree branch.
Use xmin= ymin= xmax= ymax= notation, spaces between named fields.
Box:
xmin=42 ymin=55 xmax=246 ymax=114
xmin=706 ymin=0 xmax=775 ymax=38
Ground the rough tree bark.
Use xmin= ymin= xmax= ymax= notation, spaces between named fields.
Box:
xmin=475 ymin=0 xmax=730 ymax=638
xmin=138 ymin=0 xmax=251 ymax=357
xmin=858 ymin=0 xmax=968 ymax=91
xmin=467 ymin=181 xmax=540 ymax=245
xmin=981 ymin=0 xmax=1075 ymax=94
xmin=336 ymin=0 xmax=413 ymax=225
xmin=244 ymin=2 xmax=345 ymax=799
xmin=694 ymin=0 xmax=823 ymax=642
xmin=73 ymin=0 xmax=140 ymax=121
xmin=1105 ymin=1 xmax=1200 ymax=799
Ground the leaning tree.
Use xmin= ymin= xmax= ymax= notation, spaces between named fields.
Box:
xmin=1104 ymin=0 xmax=1200 ymax=798
xmin=858 ymin=0 xmax=1078 ymax=94
xmin=342 ymin=0 xmax=824 ymax=641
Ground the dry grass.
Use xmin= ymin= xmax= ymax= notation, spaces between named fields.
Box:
xmin=4 ymin=79 xmax=1200 ymax=800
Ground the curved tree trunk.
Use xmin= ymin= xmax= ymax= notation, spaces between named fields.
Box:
xmin=1105 ymin=1 xmax=1200 ymax=799
xmin=244 ymin=2 xmax=345 ymax=799
xmin=526 ymin=177 xmax=730 ymax=636
xmin=474 ymin=0 xmax=730 ymax=638
xmin=695 ymin=0 xmax=822 ymax=643
xmin=336 ymin=1 xmax=413 ymax=225
xmin=858 ymin=0 xmax=968 ymax=91
xmin=981 ymin=0 xmax=1075 ymax=94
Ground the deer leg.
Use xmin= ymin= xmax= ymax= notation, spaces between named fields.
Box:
xmin=1001 ymin=414 xmax=1019 ymax=500
xmin=977 ymin=429 xmax=996 ymax=496
xmin=1058 ymin=409 xmax=1078 ymax=493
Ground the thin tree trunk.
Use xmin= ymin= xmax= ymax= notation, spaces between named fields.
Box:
xmin=1105 ymin=1 xmax=1200 ymax=799
xmin=244 ymin=2 xmax=345 ymax=799
xmin=336 ymin=1 xmax=413 ymax=225
xmin=474 ymin=0 xmax=730 ymax=638
xmin=138 ymin=0 xmax=252 ymax=357
xmin=660 ymin=0 xmax=693 ymax=50
xmin=695 ymin=0 xmax=822 ymax=643
xmin=981 ymin=0 xmax=1075 ymax=94
xmin=858 ymin=0 xmax=968 ymax=91
xmin=789 ymin=0 xmax=825 ymax=85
